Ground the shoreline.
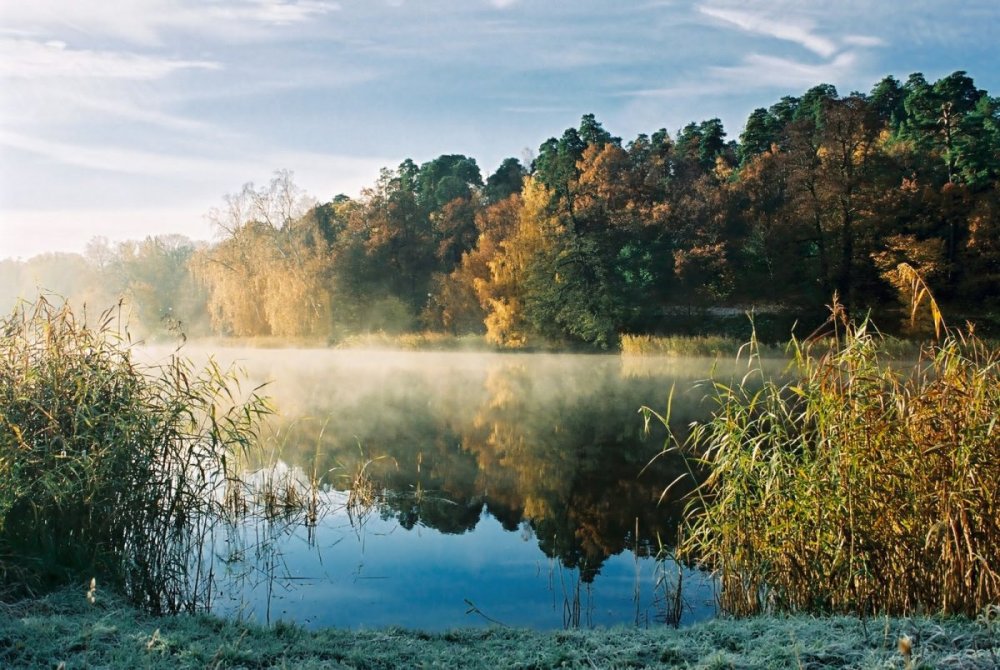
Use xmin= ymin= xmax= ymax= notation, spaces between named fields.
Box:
xmin=3 ymin=590 xmax=998 ymax=669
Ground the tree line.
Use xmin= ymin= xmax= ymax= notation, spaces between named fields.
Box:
xmin=5 ymin=70 xmax=999 ymax=347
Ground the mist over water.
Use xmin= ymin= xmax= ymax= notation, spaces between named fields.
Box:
xmin=142 ymin=346 xmax=761 ymax=629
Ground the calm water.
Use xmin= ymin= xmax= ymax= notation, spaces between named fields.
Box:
xmin=169 ymin=349 xmax=751 ymax=630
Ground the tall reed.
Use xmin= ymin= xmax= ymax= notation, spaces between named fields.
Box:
xmin=0 ymin=297 xmax=270 ymax=611
xmin=649 ymin=276 xmax=1000 ymax=617
xmin=621 ymin=334 xmax=747 ymax=358
xmin=621 ymin=333 xmax=787 ymax=358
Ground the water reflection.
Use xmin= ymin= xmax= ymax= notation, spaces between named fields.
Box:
xmin=193 ymin=350 xmax=747 ymax=629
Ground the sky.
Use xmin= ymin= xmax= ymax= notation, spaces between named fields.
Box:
xmin=1 ymin=0 xmax=998 ymax=260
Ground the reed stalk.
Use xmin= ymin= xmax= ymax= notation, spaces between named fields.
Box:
xmin=648 ymin=271 xmax=1000 ymax=616
xmin=0 ymin=297 xmax=270 ymax=611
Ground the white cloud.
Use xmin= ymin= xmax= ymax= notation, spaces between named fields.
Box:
xmin=489 ymin=0 xmax=521 ymax=8
xmin=0 ymin=38 xmax=220 ymax=80
xmin=710 ymin=51 xmax=859 ymax=89
xmin=501 ymin=105 xmax=576 ymax=114
xmin=0 ymin=0 xmax=340 ymax=46
xmin=843 ymin=34 xmax=886 ymax=48
xmin=0 ymin=38 xmax=223 ymax=136
xmin=223 ymin=0 xmax=340 ymax=25
xmin=46 ymin=91 xmax=216 ymax=134
xmin=625 ymin=83 xmax=729 ymax=100
xmin=698 ymin=5 xmax=838 ymax=58
xmin=624 ymin=49 xmax=861 ymax=100
xmin=0 ymin=130 xmax=247 ymax=178
xmin=0 ymin=130 xmax=389 ymax=188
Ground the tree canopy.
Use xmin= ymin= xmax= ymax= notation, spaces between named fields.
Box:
xmin=6 ymin=70 xmax=1000 ymax=347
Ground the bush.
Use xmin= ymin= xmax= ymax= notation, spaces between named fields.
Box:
xmin=0 ymin=298 xmax=269 ymax=611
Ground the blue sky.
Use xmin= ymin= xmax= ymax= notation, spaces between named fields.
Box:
xmin=1 ymin=0 xmax=997 ymax=259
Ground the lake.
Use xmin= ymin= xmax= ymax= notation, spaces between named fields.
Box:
xmin=166 ymin=348 xmax=748 ymax=630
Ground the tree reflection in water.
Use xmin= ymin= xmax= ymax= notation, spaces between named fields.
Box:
xmin=250 ymin=352 xmax=715 ymax=587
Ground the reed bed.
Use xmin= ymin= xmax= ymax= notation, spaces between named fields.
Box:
xmin=649 ymin=277 xmax=1000 ymax=617
xmin=0 ymin=298 xmax=270 ymax=611
xmin=621 ymin=333 xmax=782 ymax=358
xmin=335 ymin=331 xmax=491 ymax=351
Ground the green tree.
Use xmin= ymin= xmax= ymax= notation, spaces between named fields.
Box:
xmin=675 ymin=118 xmax=729 ymax=173
xmin=869 ymin=75 xmax=906 ymax=126
xmin=416 ymin=154 xmax=483 ymax=211
xmin=533 ymin=114 xmax=618 ymax=202
xmin=738 ymin=108 xmax=779 ymax=164
xmin=795 ymin=84 xmax=839 ymax=125
xmin=359 ymin=165 xmax=437 ymax=316
xmin=484 ymin=157 xmax=527 ymax=204
xmin=902 ymin=71 xmax=993 ymax=185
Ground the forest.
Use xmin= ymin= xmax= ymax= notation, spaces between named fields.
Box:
xmin=4 ymin=70 xmax=999 ymax=348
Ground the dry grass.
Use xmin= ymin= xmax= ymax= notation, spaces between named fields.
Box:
xmin=620 ymin=333 xmax=755 ymax=357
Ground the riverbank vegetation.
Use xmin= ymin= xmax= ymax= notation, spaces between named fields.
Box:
xmin=0 ymin=298 xmax=270 ymax=610
xmin=621 ymin=333 xmax=780 ymax=358
xmin=3 ymin=587 xmax=998 ymax=669
xmin=334 ymin=330 xmax=491 ymax=351
xmin=648 ymin=277 xmax=1000 ymax=618
xmin=3 ymin=70 xmax=999 ymax=348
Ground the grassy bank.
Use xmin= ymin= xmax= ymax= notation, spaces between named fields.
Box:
xmin=3 ymin=589 xmax=998 ymax=669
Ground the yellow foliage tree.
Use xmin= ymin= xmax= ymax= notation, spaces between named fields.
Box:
xmin=195 ymin=172 xmax=332 ymax=338
xmin=475 ymin=178 xmax=563 ymax=347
